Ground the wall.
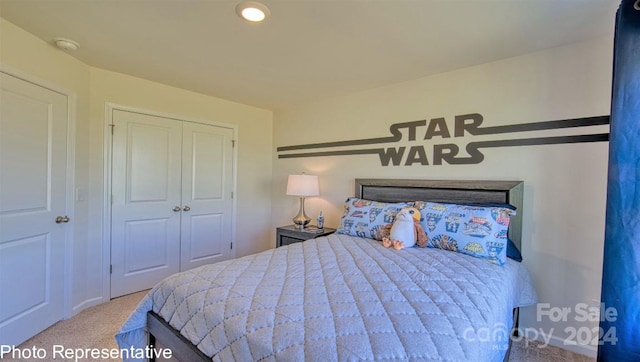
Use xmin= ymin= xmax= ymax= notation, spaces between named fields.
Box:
xmin=271 ymin=36 xmax=613 ymax=357
xmin=88 ymin=69 xmax=274 ymax=302
xmin=89 ymin=68 xmax=274 ymax=263
xmin=1 ymin=18 xmax=274 ymax=315
xmin=1 ymin=18 xmax=93 ymax=314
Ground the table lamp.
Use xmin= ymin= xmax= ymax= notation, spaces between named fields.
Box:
xmin=286 ymin=174 xmax=319 ymax=228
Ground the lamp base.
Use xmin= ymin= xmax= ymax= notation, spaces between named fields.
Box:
xmin=292 ymin=197 xmax=311 ymax=229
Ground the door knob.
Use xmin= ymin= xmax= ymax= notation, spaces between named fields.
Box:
xmin=173 ymin=206 xmax=181 ymax=212
xmin=183 ymin=206 xmax=191 ymax=211
xmin=55 ymin=216 xmax=70 ymax=223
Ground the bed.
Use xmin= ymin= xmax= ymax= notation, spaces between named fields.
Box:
xmin=115 ymin=179 xmax=537 ymax=362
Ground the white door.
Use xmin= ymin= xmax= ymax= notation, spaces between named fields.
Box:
xmin=0 ymin=73 xmax=68 ymax=345
xmin=110 ymin=110 xmax=182 ymax=298
xmin=180 ymin=122 xmax=234 ymax=270
xmin=110 ymin=110 xmax=235 ymax=298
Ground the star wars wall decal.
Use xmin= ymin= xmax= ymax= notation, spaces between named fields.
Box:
xmin=277 ymin=114 xmax=609 ymax=166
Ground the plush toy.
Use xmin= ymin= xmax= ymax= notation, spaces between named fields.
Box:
xmin=382 ymin=207 xmax=428 ymax=250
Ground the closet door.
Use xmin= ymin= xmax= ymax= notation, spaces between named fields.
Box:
xmin=110 ymin=110 xmax=182 ymax=298
xmin=180 ymin=122 xmax=234 ymax=270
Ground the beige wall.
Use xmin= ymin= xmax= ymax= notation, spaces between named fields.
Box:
xmin=272 ymin=36 xmax=613 ymax=356
xmin=1 ymin=18 xmax=274 ymax=313
xmin=89 ymin=68 xmax=274 ymax=258
xmin=87 ymin=69 xmax=273 ymax=301
xmin=1 ymin=18 xmax=93 ymax=312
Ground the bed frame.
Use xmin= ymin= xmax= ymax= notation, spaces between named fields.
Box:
xmin=147 ymin=178 xmax=524 ymax=362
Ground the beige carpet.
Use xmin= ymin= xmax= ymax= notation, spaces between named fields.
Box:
xmin=7 ymin=291 xmax=147 ymax=362
xmin=6 ymin=292 xmax=595 ymax=362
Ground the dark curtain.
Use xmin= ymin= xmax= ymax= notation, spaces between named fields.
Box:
xmin=599 ymin=1 xmax=640 ymax=361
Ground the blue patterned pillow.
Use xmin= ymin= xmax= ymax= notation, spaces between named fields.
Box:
xmin=413 ymin=201 xmax=516 ymax=266
xmin=336 ymin=198 xmax=413 ymax=240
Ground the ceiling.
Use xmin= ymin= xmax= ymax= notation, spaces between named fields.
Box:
xmin=0 ymin=0 xmax=619 ymax=110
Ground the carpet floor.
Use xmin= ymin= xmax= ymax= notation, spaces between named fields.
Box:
xmin=6 ymin=291 xmax=595 ymax=362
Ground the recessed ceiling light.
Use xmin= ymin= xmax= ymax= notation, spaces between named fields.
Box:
xmin=236 ymin=1 xmax=270 ymax=22
xmin=53 ymin=37 xmax=80 ymax=51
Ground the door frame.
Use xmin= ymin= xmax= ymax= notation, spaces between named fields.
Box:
xmin=0 ymin=64 xmax=77 ymax=319
xmin=102 ymin=103 xmax=238 ymax=299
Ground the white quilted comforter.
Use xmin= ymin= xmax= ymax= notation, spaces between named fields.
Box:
xmin=115 ymin=234 xmax=536 ymax=361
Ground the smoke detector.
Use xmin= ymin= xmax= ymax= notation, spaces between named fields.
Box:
xmin=53 ymin=38 xmax=80 ymax=51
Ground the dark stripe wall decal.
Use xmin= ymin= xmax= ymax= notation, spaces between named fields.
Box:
xmin=279 ymin=148 xmax=383 ymax=159
xmin=276 ymin=120 xmax=426 ymax=152
xmin=277 ymin=114 xmax=610 ymax=166
xmin=463 ymin=115 xmax=609 ymax=135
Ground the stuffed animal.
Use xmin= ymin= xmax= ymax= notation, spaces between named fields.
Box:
xmin=382 ymin=207 xmax=428 ymax=250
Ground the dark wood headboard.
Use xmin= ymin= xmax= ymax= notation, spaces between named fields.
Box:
xmin=355 ymin=179 xmax=524 ymax=251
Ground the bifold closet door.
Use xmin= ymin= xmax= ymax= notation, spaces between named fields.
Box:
xmin=110 ymin=110 xmax=182 ymax=298
xmin=110 ymin=110 xmax=235 ymax=298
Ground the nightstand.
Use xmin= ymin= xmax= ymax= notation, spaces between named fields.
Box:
xmin=276 ymin=225 xmax=336 ymax=247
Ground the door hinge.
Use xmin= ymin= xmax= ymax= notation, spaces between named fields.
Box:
xmin=110 ymin=264 xmax=113 ymax=274
xmin=231 ymin=191 xmax=234 ymax=199
xmin=232 ymin=140 xmax=236 ymax=148
xmin=109 ymin=124 xmax=115 ymax=135
xmin=230 ymin=242 xmax=233 ymax=250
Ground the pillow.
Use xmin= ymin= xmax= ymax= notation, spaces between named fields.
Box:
xmin=413 ymin=201 xmax=516 ymax=266
xmin=507 ymin=237 xmax=523 ymax=262
xmin=336 ymin=198 xmax=413 ymax=240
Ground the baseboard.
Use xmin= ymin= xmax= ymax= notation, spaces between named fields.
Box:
xmin=535 ymin=334 xmax=598 ymax=358
xmin=71 ymin=296 xmax=105 ymax=317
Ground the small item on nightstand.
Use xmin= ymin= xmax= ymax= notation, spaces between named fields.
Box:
xmin=317 ymin=211 xmax=324 ymax=230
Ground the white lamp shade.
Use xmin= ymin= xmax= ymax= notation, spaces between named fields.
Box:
xmin=286 ymin=174 xmax=319 ymax=196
